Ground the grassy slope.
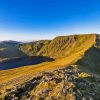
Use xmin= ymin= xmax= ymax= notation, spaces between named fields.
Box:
xmin=20 ymin=35 xmax=89 ymax=58
xmin=19 ymin=34 xmax=96 ymax=58
xmin=0 ymin=34 xmax=96 ymax=88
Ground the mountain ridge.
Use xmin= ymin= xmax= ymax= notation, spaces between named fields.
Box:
xmin=0 ymin=34 xmax=100 ymax=99
xmin=0 ymin=34 xmax=97 ymax=69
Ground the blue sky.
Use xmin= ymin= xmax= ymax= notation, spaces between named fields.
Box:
xmin=0 ymin=0 xmax=100 ymax=41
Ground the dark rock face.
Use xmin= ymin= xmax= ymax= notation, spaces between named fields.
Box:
xmin=1 ymin=66 xmax=100 ymax=100
xmin=96 ymin=34 xmax=100 ymax=46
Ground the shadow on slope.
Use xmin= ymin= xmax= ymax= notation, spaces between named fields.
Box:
xmin=0 ymin=56 xmax=54 ymax=70
xmin=76 ymin=47 xmax=100 ymax=75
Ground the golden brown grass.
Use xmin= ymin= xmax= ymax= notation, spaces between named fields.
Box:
xmin=0 ymin=34 xmax=96 ymax=90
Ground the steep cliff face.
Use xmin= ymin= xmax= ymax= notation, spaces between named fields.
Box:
xmin=19 ymin=40 xmax=51 ymax=56
xmin=19 ymin=34 xmax=96 ymax=58
xmin=76 ymin=34 xmax=100 ymax=75
xmin=96 ymin=34 xmax=100 ymax=48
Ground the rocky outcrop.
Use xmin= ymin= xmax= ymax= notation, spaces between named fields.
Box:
xmin=1 ymin=66 xmax=100 ymax=100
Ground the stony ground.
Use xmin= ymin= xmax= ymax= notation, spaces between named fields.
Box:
xmin=0 ymin=65 xmax=100 ymax=100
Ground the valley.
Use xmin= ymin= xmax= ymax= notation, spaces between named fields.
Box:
xmin=0 ymin=34 xmax=100 ymax=100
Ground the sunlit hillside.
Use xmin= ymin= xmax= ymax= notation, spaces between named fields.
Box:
xmin=0 ymin=34 xmax=100 ymax=100
xmin=19 ymin=34 xmax=96 ymax=58
xmin=0 ymin=34 xmax=97 ymax=83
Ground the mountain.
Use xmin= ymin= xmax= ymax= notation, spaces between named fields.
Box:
xmin=19 ymin=34 xmax=94 ymax=58
xmin=0 ymin=40 xmax=21 ymax=45
xmin=16 ymin=34 xmax=100 ymax=76
xmin=0 ymin=34 xmax=97 ymax=69
xmin=76 ymin=34 xmax=100 ymax=75
xmin=0 ymin=40 xmax=25 ymax=62
xmin=0 ymin=34 xmax=100 ymax=99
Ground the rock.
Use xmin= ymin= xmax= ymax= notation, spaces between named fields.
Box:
xmin=89 ymin=97 xmax=94 ymax=100
xmin=66 ymin=66 xmax=74 ymax=70
xmin=62 ymin=87 xmax=67 ymax=94
xmin=68 ymin=76 xmax=73 ymax=81
xmin=49 ymin=96 xmax=54 ymax=100
xmin=42 ymin=88 xmax=49 ymax=93
xmin=82 ymin=97 xmax=87 ymax=100
xmin=69 ymin=88 xmax=73 ymax=93
xmin=1 ymin=66 xmax=100 ymax=100
xmin=4 ymin=95 xmax=13 ymax=100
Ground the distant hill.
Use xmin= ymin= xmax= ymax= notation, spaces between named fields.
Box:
xmin=0 ymin=40 xmax=25 ymax=62
xmin=0 ymin=40 xmax=21 ymax=45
